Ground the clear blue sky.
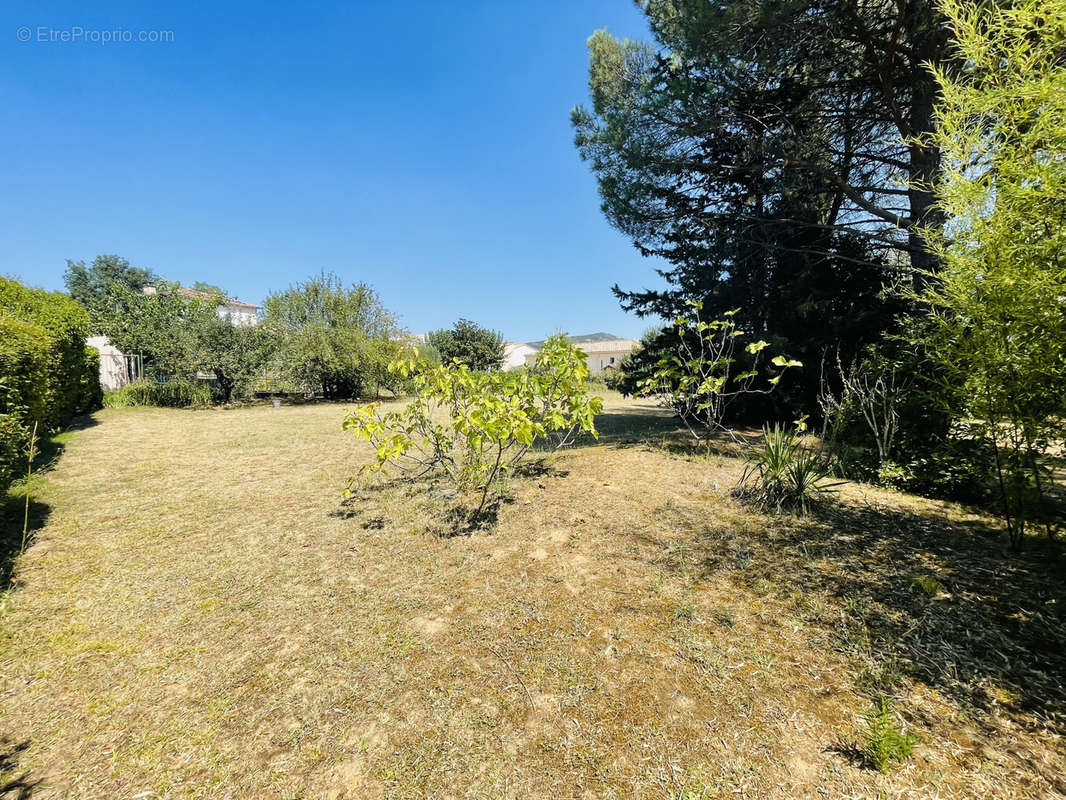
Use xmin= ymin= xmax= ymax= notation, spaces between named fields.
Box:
xmin=1 ymin=1 xmax=666 ymax=342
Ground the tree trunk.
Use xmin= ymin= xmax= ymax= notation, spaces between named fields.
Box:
xmin=905 ymin=0 xmax=949 ymax=290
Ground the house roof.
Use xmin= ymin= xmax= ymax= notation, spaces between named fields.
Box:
xmin=176 ymin=288 xmax=259 ymax=309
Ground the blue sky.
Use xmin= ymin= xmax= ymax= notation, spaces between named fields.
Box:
xmin=0 ymin=1 xmax=666 ymax=342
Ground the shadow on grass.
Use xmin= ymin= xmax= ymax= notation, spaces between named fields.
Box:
xmin=570 ymin=406 xmax=752 ymax=460
xmin=649 ymin=497 xmax=1066 ymax=739
xmin=0 ymin=495 xmax=51 ymax=590
xmin=0 ymin=738 xmax=39 ymax=798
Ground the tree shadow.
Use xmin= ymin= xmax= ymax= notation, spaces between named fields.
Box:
xmin=584 ymin=408 xmax=750 ymax=459
xmin=651 ymin=496 xmax=1066 ymax=736
xmin=0 ymin=494 xmax=51 ymax=590
xmin=0 ymin=739 xmax=39 ymax=798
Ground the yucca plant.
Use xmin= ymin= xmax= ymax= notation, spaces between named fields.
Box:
xmin=739 ymin=423 xmax=841 ymax=514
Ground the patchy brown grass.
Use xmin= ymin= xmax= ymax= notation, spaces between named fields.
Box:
xmin=1 ymin=395 xmax=1064 ymax=799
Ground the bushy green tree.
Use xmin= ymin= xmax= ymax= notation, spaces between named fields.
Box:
xmin=64 ymin=254 xmax=155 ymax=331
xmin=921 ymin=0 xmax=1066 ymax=549
xmin=427 ymin=319 xmax=505 ymax=372
xmin=261 ymin=272 xmax=401 ymax=399
xmin=101 ymin=281 xmax=220 ymax=381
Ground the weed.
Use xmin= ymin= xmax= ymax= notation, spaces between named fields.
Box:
xmin=908 ymin=574 xmax=944 ymax=597
xmin=862 ymin=697 xmax=918 ymax=771
xmin=674 ymin=603 xmax=696 ymax=623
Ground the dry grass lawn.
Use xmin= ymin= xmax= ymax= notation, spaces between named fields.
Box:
xmin=1 ymin=395 xmax=1064 ymax=798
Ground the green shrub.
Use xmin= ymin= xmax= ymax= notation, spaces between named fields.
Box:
xmin=0 ymin=413 xmax=27 ymax=495
xmin=344 ymin=334 xmax=603 ymax=518
xmin=0 ymin=278 xmax=100 ymax=429
xmin=738 ymin=424 xmax=840 ymax=514
xmin=602 ymin=368 xmax=626 ymax=391
xmin=104 ymin=379 xmax=211 ymax=408
xmin=0 ymin=316 xmax=50 ymax=427
xmin=862 ymin=697 xmax=918 ymax=771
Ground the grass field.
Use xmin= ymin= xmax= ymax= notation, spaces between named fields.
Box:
xmin=1 ymin=395 xmax=1064 ymax=798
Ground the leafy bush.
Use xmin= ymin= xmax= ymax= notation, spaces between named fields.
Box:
xmin=602 ymin=368 xmax=626 ymax=391
xmin=426 ymin=319 xmax=505 ymax=372
xmin=344 ymin=334 xmax=603 ymax=518
xmin=0 ymin=316 xmax=50 ymax=428
xmin=737 ymin=424 xmax=840 ymax=514
xmin=103 ymin=379 xmax=211 ymax=408
xmin=862 ymin=697 xmax=918 ymax=771
xmin=639 ymin=302 xmax=800 ymax=440
xmin=0 ymin=413 xmax=27 ymax=495
xmin=0 ymin=278 xmax=100 ymax=429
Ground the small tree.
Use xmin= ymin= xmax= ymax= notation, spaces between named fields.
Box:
xmin=427 ymin=319 xmax=505 ymax=372
xmin=185 ymin=315 xmax=275 ymax=403
xmin=638 ymin=302 xmax=801 ymax=440
xmin=922 ymin=0 xmax=1066 ymax=549
xmin=261 ymin=273 xmax=401 ymax=399
xmin=343 ymin=334 xmax=603 ymax=519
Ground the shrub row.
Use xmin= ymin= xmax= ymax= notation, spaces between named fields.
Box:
xmin=0 ymin=277 xmax=103 ymax=494
xmin=103 ymin=379 xmax=211 ymax=409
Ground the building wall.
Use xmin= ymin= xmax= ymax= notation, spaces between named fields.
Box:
xmin=87 ymin=335 xmax=133 ymax=390
xmin=503 ymin=343 xmax=538 ymax=370
xmin=219 ymin=304 xmax=259 ymax=326
xmin=585 ymin=350 xmax=631 ymax=374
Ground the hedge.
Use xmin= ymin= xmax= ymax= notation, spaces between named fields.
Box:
xmin=0 ymin=277 xmax=102 ymax=495
xmin=0 ymin=277 xmax=100 ymax=430
xmin=0 ymin=413 xmax=25 ymax=497
xmin=0 ymin=316 xmax=50 ymax=426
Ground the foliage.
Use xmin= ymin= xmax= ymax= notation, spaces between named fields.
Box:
xmin=819 ymin=352 xmax=911 ymax=467
xmin=737 ymin=424 xmax=839 ymax=515
xmin=602 ymin=366 xmax=625 ymax=392
xmin=637 ymin=301 xmax=800 ymax=438
xmin=426 ymin=319 xmax=505 ymax=372
xmin=64 ymin=254 xmax=155 ymax=331
xmin=0 ymin=277 xmax=100 ymax=430
xmin=100 ymin=280 xmax=219 ymax=380
xmin=0 ymin=413 xmax=26 ymax=496
xmin=862 ymin=697 xmax=918 ymax=772
xmin=102 ymin=281 xmax=274 ymax=402
xmin=183 ymin=314 xmax=276 ymax=403
xmin=920 ymin=0 xmax=1066 ymax=549
xmin=572 ymin=0 xmax=947 ymax=418
xmin=262 ymin=272 xmax=401 ymax=399
xmin=0 ymin=316 xmax=51 ymax=429
xmin=103 ymin=379 xmax=211 ymax=408
xmin=343 ymin=334 xmax=603 ymax=519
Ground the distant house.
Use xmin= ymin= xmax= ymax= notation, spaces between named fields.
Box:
xmin=503 ymin=342 xmax=538 ymax=370
xmin=506 ymin=335 xmax=641 ymax=374
xmin=175 ymin=288 xmax=259 ymax=326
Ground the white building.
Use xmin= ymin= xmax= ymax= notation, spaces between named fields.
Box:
xmin=176 ymin=288 xmax=259 ymax=326
xmin=503 ymin=342 xmax=538 ymax=370
xmin=511 ymin=337 xmax=641 ymax=374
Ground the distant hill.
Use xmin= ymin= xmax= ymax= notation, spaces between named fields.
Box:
xmin=526 ymin=332 xmax=622 ymax=348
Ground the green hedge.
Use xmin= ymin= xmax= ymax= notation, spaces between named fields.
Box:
xmin=0 ymin=278 xmax=100 ymax=430
xmin=0 ymin=316 xmax=50 ymax=426
xmin=103 ymin=379 xmax=211 ymax=408
xmin=0 ymin=413 xmax=27 ymax=496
